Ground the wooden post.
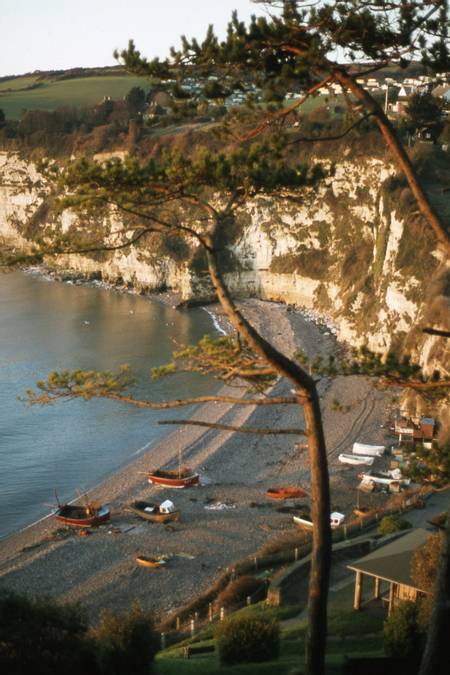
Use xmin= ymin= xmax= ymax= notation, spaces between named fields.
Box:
xmin=388 ymin=582 xmax=395 ymax=615
xmin=294 ymin=547 xmax=299 ymax=561
xmin=374 ymin=577 xmax=381 ymax=600
xmin=160 ymin=632 xmax=166 ymax=650
xmin=176 ymin=616 xmax=180 ymax=631
xmin=246 ymin=595 xmax=251 ymax=606
xmin=220 ymin=607 xmax=225 ymax=621
xmin=254 ymin=556 xmax=258 ymax=570
xmin=354 ymin=571 xmax=363 ymax=610
xmin=208 ymin=603 xmax=213 ymax=621
xmin=190 ymin=618 xmax=195 ymax=636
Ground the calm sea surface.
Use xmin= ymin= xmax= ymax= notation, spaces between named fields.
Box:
xmin=0 ymin=271 xmax=217 ymax=539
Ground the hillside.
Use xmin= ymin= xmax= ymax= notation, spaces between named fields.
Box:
xmin=0 ymin=71 xmax=153 ymax=119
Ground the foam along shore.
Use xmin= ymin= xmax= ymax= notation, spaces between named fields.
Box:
xmin=0 ymin=299 xmax=393 ymax=622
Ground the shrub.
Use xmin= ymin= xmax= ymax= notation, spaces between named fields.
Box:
xmin=215 ymin=613 xmax=279 ymax=665
xmin=92 ymin=601 xmax=159 ymax=675
xmin=383 ymin=601 xmax=425 ymax=658
xmin=411 ymin=530 xmax=444 ymax=626
xmin=377 ymin=515 xmax=412 ymax=535
xmin=215 ymin=575 xmax=266 ymax=610
xmin=0 ymin=590 xmax=96 ymax=675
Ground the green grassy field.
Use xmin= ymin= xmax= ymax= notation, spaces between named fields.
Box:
xmin=0 ymin=75 xmax=152 ymax=118
xmin=0 ymin=75 xmax=42 ymax=93
xmin=153 ymin=599 xmax=385 ymax=674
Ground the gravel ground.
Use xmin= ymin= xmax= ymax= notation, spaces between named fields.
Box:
xmin=0 ymin=299 xmax=396 ymax=623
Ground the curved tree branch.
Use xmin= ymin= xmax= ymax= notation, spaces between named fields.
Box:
xmin=158 ymin=419 xmax=305 ymax=434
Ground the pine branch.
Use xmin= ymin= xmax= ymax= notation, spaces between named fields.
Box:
xmin=158 ymin=419 xmax=305 ymax=435
xmin=106 ymin=393 xmax=298 ymax=408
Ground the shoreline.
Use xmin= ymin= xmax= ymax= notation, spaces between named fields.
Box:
xmin=0 ymin=291 xmax=395 ymax=622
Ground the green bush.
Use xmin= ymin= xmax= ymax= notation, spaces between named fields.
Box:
xmin=0 ymin=590 xmax=97 ymax=675
xmin=215 ymin=613 xmax=279 ymax=665
xmin=92 ymin=601 xmax=159 ymax=675
xmin=377 ymin=515 xmax=412 ymax=535
xmin=383 ymin=601 xmax=425 ymax=658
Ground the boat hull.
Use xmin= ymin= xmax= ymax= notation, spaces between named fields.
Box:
xmin=147 ymin=471 xmax=199 ymax=488
xmin=55 ymin=505 xmax=110 ymax=527
xmin=266 ymin=487 xmax=306 ymax=500
xmin=352 ymin=442 xmax=385 ymax=457
xmin=338 ymin=453 xmax=375 ymax=466
xmin=128 ymin=501 xmax=179 ymax=523
xmin=136 ymin=556 xmax=166 ymax=568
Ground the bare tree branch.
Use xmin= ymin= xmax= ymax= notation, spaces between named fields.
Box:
xmin=158 ymin=419 xmax=305 ymax=434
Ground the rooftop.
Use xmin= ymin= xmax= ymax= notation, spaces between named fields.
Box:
xmin=348 ymin=528 xmax=431 ymax=591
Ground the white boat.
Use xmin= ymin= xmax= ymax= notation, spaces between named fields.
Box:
xmin=352 ymin=442 xmax=385 ymax=457
xmin=293 ymin=511 xmax=346 ymax=529
xmin=338 ymin=453 xmax=375 ymax=466
xmin=358 ymin=470 xmax=410 ymax=487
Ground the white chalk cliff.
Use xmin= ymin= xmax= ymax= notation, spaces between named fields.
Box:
xmin=1 ymin=150 xmax=448 ymax=374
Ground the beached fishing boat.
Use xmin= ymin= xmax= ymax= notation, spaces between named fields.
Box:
xmin=266 ymin=487 xmax=307 ymax=500
xmin=147 ymin=468 xmax=200 ymax=488
xmin=127 ymin=499 xmax=179 ymax=523
xmin=338 ymin=453 xmax=375 ymax=466
xmin=352 ymin=442 xmax=385 ymax=457
xmin=357 ymin=469 xmax=411 ymax=487
xmin=147 ymin=446 xmax=200 ymax=488
xmin=136 ymin=555 xmax=166 ymax=568
xmin=293 ymin=511 xmax=345 ymax=529
xmin=55 ymin=503 xmax=110 ymax=527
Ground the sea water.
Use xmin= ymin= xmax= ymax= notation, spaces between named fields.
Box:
xmin=0 ymin=270 xmax=217 ymax=539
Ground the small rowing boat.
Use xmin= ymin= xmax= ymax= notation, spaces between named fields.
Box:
xmin=352 ymin=442 xmax=385 ymax=457
xmin=338 ymin=453 xmax=375 ymax=466
xmin=127 ymin=499 xmax=179 ymax=523
xmin=136 ymin=555 xmax=166 ymax=568
xmin=266 ymin=486 xmax=306 ymax=500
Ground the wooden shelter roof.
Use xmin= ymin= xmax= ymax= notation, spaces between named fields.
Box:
xmin=348 ymin=528 xmax=431 ymax=591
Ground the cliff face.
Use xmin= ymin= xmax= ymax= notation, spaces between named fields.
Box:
xmin=1 ymin=150 xmax=448 ymax=372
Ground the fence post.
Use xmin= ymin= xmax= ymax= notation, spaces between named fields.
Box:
xmin=294 ymin=547 xmax=299 ymax=561
xmin=208 ymin=603 xmax=213 ymax=621
xmin=176 ymin=616 xmax=180 ymax=632
xmin=220 ymin=607 xmax=225 ymax=621
xmin=246 ymin=595 xmax=251 ymax=606
xmin=160 ymin=632 xmax=166 ymax=650
xmin=254 ymin=556 xmax=258 ymax=570
xmin=190 ymin=618 xmax=195 ymax=636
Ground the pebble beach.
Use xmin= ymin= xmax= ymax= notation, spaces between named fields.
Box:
xmin=0 ymin=299 xmax=394 ymax=622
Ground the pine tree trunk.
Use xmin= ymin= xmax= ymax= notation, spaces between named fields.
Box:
xmin=332 ymin=68 xmax=450 ymax=254
xmin=206 ymin=247 xmax=331 ymax=675
xmin=302 ymin=389 xmax=332 ymax=675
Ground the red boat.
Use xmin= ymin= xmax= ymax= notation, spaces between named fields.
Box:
xmin=147 ymin=467 xmax=200 ymax=489
xmin=266 ymin=487 xmax=306 ymax=500
xmin=55 ymin=503 xmax=110 ymax=527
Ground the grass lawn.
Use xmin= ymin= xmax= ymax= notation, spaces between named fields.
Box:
xmin=0 ymin=76 xmax=152 ymax=118
xmin=154 ymin=599 xmax=385 ymax=674
xmin=155 ymin=635 xmax=383 ymax=674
